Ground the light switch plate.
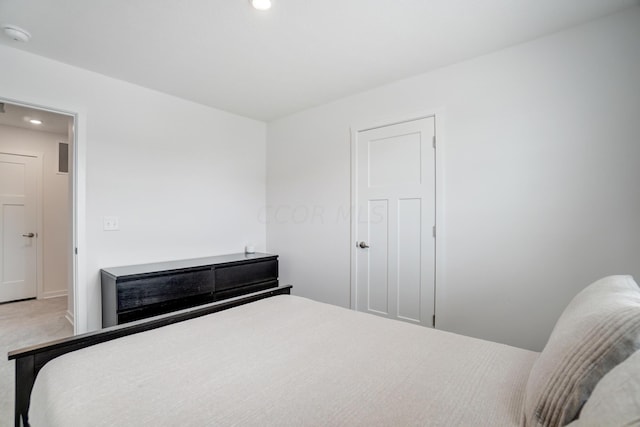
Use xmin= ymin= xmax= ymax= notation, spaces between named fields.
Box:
xmin=103 ymin=216 xmax=119 ymax=231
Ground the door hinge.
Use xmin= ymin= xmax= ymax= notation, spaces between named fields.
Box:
xmin=74 ymin=247 xmax=78 ymax=255
xmin=432 ymin=315 xmax=436 ymax=327
xmin=432 ymin=225 xmax=436 ymax=238
xmin=432 ymin=135 xmax=436 ymax=149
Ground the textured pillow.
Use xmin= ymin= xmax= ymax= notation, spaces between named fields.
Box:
xmin=523 ymin=275 xmax=640 ymax=427
xmin=567 ymin=350 xmax=640 ymax=427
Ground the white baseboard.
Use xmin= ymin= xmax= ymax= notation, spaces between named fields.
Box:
xmin=42 ymin=290 xmax=68 ymax=299
xmin=65 ymin=309 xmax=74 ymax=327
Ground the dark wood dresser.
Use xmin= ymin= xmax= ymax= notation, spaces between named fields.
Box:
xmin=101 ymin=252 xmax=278 ymax=327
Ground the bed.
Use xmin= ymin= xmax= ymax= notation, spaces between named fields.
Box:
xmin=9 ymin=276 xmax=640 ymax=427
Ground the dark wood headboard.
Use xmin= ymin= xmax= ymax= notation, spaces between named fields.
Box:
xmin=8 ymin=285 xmax=292 ymax=427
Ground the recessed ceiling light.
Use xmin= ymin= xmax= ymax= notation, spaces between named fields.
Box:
xmin=29 ymin=119 xmax=42 ymax=125
xmin=2 ymin=25 xmax=31 ymax=43
xmin=250 ymin=0 xmax=272 ymax=11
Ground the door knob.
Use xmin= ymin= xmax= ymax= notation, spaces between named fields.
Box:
xmin=22 ymin=233 xmax=35 ymax=238
xmin=358 ymin=241 xmax=369 ymax=249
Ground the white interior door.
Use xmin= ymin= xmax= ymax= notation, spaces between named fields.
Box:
xmin=0 ymin=153 xmax=39 ymax=302
xmin=354 ymin=117 xmax=435 ymax=326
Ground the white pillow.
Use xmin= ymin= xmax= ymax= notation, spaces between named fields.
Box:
xmin=568 ymin=350 xmax=640 ymax=426
xmin=523 ymin=275 xmax=640 ymax=427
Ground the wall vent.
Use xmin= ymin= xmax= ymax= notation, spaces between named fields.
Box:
xmin=58 ymin=142 xmax=69 ymax=173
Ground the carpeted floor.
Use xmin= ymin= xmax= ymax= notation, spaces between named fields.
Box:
xmin=0 ymin=297 xmax=72 ymax=427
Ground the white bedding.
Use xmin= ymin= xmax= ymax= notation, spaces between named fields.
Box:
xmin=30 ymin=295 xmax=538 ymax=426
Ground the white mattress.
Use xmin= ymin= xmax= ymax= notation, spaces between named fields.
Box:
xmin=30 ymin=295 xmax=538 ymax=426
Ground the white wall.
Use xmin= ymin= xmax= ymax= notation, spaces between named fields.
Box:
xmin=0 ymin=124 xmax=70 ymax=298
xmin=0 ymin=45 xmax=267 ymax=332
xmin=266 ymin=8 xmax=640 ymax=351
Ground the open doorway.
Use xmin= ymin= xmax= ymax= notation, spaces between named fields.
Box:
xmin=0 ymin=100 xmax=75 ymax=329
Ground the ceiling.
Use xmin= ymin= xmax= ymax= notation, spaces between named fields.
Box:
xmin=0 ymin=0 xmax=637 ymax=121
xmin=0 ymin=102 xmax=72 ymax=135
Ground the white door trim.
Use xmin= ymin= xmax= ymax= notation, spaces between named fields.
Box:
xmin=0 ymin=96 xmax=87 ymax=335
xmin=350 ymin=109 xmax=446 ymax=326
xmin=0 ymin=150 xmax=44 ymax=300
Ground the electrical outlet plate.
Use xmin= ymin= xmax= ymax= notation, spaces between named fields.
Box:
xmin=103 ymin=216 xmax=119 ymax=231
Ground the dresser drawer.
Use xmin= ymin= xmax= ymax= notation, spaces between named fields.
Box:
xmin=214 ymin=259 xmax=278 ymax=291
xmin=117 ymin=268 xmax=213 ymax=311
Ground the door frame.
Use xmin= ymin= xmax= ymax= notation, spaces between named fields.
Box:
xmin=0 ymin=150 xmax=44 ymax=300
xmin=349 ymin=109 xmax=446 ymax=326
xmin=0 ymin=96 xmax=87 ymax=335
